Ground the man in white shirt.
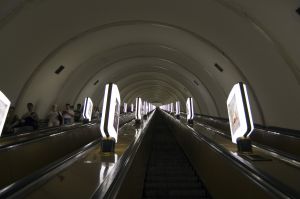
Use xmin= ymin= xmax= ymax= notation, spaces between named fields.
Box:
xmin=62 ymin=104 xmax=74 ymax=125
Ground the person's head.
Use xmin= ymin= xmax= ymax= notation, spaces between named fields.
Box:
xmin=66 ymin=104 xmax=70 ymax=110
xmin=27 ymin=103 xmax=34 ymax=112
xmin=76 ymin=103 xmax=81 ymax=110
xmin=52 ymin=104 xmax=58 ymax=111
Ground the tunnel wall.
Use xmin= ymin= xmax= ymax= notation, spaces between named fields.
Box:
xmin=0 ymin=0 xmax=300 ymax=130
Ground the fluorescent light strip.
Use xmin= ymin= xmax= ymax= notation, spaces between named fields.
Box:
xmin=123 ymin=103 xmax=127 ymax=113
xmin=0 ymin=91 xmax=11 ymax=136
xmin=83 ymin=97 xmax=93 ymax=121
xmin=100 ymin=83 xmax=121 ymax=142
xmin=131 ymin=103 xmax=134 ymax=112
xmin=176 ymin=101 xmax=180 ymax=115
xmin=135 ymin=98 xmax=142 ymax=120
xmin=186 ymin=97 xmax=194 ymax=120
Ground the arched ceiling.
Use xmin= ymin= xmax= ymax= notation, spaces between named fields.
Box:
xmin=0 ymin=0 xmax=299 ymax=130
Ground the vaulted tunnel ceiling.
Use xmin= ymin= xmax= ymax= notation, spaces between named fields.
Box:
xmin=0 ymin=0 xmax=300 ymax=130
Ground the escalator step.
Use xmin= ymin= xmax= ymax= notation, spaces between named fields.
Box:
xmin=143 ymin=116 xmax=211 ymax=199
xmin=145 ymin=189 xmax=207 ymax=198
xmin=147 ymin=168 xmax=195 ymax=175
xmin=145 ymin=182 xmax=202 ymax=189
xmin=145 ymin=175 xmax=199 ymax=183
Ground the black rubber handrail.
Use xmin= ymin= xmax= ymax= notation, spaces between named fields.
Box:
xmin=195 ymin=113 xmax=300 ymax=139
xmin=0 ymin=112 xmax=130 ymax=139
xmin=192 ymin=114 xmax=300 ymax=162
xmin=0 ymin=113 xmax=134 ymax=151
xmin=92 ymin=111 xmax=155 ymax=199
xmin=0 ymin=122 xmax=97 ymax=151
xmin=166 ymin=111 xmax=299 ymax=199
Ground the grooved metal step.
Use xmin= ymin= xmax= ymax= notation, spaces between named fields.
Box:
xmin=143 ymin=119 xmax=211 ymax=199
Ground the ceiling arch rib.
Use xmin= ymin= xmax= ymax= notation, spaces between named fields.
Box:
xmin=118 ymin=73 xmax=189 ymax=95
xmin=119 ymin=75 xmax=189 ymax=101
xmin=212 ymin=0 xmax=300 ymax=84
xmin=122 ymin=86 xmax=178 ymax=103
xmin=97 ymin=85 xmax=179 ymax=106
xmin=122 ymin=87 xmax=181 ymax=110
xmin=121 ymin=83 xmax=188 ymax=110
xmin=118 ymin=78 xmax=202 ymax=113
xmin=125 ymin=90 xmax=192 ymax=113
xmin=60 ymin=43 xmax=225 ymax=116
xmin=2 ymin=0 xmax=300 ymax=85
xmin=1 ymin=0 xmax=299 ymax=129
xmin=76 ymin=64 xmax=209 ymax=115
xmin=121 ymin=81 xmax=185 ymax=101
xmin=15 ymin=22 xmax=241 ymax=120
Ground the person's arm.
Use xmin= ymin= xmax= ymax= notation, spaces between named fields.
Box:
xmin=68 ymin=110 xmax=75 ymax=117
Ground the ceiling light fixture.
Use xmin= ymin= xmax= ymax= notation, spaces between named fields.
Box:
xmin=54 ymin=65 xmax=65 ymax=74
xmin=214 ymin=63 xmax=224 ymax=72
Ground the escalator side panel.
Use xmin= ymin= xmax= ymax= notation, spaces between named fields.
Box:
xmin=114 ymin=117 xmax=156 ymax=199
xmin=0 ymin=124 xmax=100 ymax=189
xmin=195 ymin=116 xmax=300 ymax=160
xmin=163 ymin=112 xmax=274 ymax=199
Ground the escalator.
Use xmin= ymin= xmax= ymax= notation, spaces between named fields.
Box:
xmin=0 ymin=113 xmax=135 ymax=198
xmin=142 ymin=114 xmax=210 ymax=199
xmin=9 ymin=109 xmax=298 ymax=198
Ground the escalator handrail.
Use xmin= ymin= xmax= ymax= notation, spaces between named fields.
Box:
xmin=0 ymin=139 xmax=101 ymax=198
xmin=0 ymin=114 xmax=135 ymax=151
xmin=1 ymin=118 xmax=100 ymax=139
xmin=92 ymin=111 xmax=155 ymax=199
xmin=0 ymin=114 xmax=136 ymax=198
xmin=167 ymin=112 xmax=298 ymax=199
xmin=192 ymin=114 xmax=300 ymax=162
xmin=195 ymin=113 xmax=300 ymax=139
xmin=0 ymin=122 xmax=98 ymax=151
xmin=192 ymin=118 xmax=300 ymax=163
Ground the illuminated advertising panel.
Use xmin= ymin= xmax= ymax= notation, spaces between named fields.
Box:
xmin=135 ymin=98 xmax=142 ymax=120
xmin=227 ymin=82 xmax=254 ymax=144
xmin=141 ymin=101 xmax=144 ymax=116
xmin=123 ymin=103 xmax=127 ymax=113
xmin=131 ymin=104 xmax=134 ymax=112
xmin=144 ymin=101 xmax=148 ymax=115
xmin=0 ymin=91 xmax=10 ymax=136
xmin=146 ymin=102 xmax=149 ymax=114
xmin=186 ymin=97 xmax=194 ymax=120
xmin=175 ymin=101 xmax=180 ymax=115
xmin=100 ymin=83 xmax=121 ymax=142
xmin=82 ymin=97 xmax=93 ymax=122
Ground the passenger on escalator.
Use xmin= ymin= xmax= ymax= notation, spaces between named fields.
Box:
xmin=21 ymin=103 xmax=39 ymax=130
xmin=3 ymin=106 xmax=20 ymax=135
xmin=47 ymin=104 xmax=62 ymax=127
xmin=92 ymin=106 xmax=100 ymax=120
xmin=74 ymin=103 xmax=82 ymax=122
xmin=62 ymin=104 xmax=74 ymax=125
